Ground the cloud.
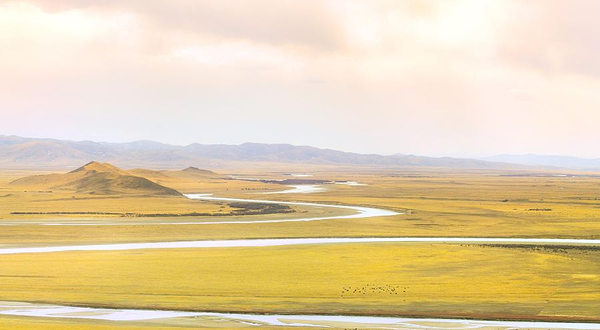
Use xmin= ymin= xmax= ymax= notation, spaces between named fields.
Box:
xmin=11 ymin=0 xmax=346 ymax=52
xmin=508 ymin=89 xmax=536 ymax=102
xmin=497 ymin=0 xmax=600 ymax=79
xmin=1 ymin=0 xmax=600 ymax=157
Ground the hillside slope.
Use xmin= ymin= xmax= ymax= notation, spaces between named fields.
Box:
xmin=10 ymin=161 xmax=181 ymax=196
xmin=129 ymin=166 xmax=219 ymax=180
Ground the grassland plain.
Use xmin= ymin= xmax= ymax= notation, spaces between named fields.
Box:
xmin=0 ymin=244 xmax=598 ymax=321
xmin=1 ymin=167 xmax=600 ymax=327
xmin=2 ymin=168 xmax=600 ymax=246
xmin=0 ymin=315 xmax=273 ymax=330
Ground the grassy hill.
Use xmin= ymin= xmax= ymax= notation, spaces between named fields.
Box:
xmin=129 ymin=166 xmax=219 ymax=180
xmin=10 ymin=161 xmax=181 ymax=196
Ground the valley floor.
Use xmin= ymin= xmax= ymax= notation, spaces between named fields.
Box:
xmin=1 ymin=167 xmax=599 ymax=328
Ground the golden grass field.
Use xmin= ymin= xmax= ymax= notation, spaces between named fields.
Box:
xmin=0 ymin=243 xmax=599 ymax=321
xmin=0 ymin=315 xmax=273 ymax=330
xmin=1 ymin=165 xmax=599 ymax=327
xmin=2 ymin=168 xmax=600 ymax=244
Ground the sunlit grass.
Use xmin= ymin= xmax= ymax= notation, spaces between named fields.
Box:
xmin=0 ymin=243 xmax=598 ymax=321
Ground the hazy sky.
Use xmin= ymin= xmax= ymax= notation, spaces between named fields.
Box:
xmin=2 ymin=0 xmax=600 ymax=157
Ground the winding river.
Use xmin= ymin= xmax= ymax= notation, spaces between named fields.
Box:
xmin=2 ymin=193 xmax=599 ymax=329
xmin=1 ymin=193 xmax=398 ymax=226
xmin=1 ymin=301 xmax=600 ymax=329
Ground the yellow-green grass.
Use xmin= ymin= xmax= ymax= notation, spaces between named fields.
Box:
xmin=224 ymin=171 xmax=600 ymax=239
xmin=0 ymin=315 xmax=277 ymax=330
xmin=0 ymin=243 xmax=598 ymax=322
xmin=0 ymin=168 xmax=303 ymax=221
xmin=2 ymin=168 xmax=600 ymax=326
xmin=140 ymin=168 xmax=600 ymax=241
xmin=2 ymin=169 xmax=600 ymax=247
xmin=0 ymin=192 xmax=232 ymax=220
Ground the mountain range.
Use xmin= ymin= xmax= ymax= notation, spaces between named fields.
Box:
xmin=0 ymin=135 xmax=510 ymax=170
xmin=3 ymin=135 xmax=596 ymax=171
xmin=481 ymin=154 xmax=600 ymax=171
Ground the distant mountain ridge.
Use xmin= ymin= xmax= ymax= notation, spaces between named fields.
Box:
xmin=481 ymin=154 xmax=600 ymax=171
xmin=0 ymin=135 xmax=515 ymax=170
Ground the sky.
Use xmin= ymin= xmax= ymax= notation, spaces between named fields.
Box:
xmin=1 ymin=0 xmax=600 ymax=157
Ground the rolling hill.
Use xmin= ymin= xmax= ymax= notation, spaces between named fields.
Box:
xmin=10 ymin=161 xmax=182 ymax=196
xmin=129 ymin=166 xmax=219 ymax=180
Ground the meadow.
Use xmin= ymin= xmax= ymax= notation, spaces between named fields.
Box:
xmin=1 ymin=168 xmax=599 ymax=246
xmin=0 ymin=243 xmax=599 ymax=322
xmin=0 ymin=166 xmax=599 ymax=327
